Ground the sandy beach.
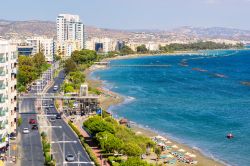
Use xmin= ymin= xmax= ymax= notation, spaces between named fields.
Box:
xmin=85 ymin=53 xmax=226 ymax=166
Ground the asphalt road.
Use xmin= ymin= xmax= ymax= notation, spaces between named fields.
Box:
xmin=19 ymin=69 xmax=92 ymax=166
xmin=19 ymin=98 xmax=44 ymax=166
xmin=47 ymin=70 xmax=93 ymax=166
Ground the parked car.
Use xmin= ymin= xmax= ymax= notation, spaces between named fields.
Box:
xmin=27 ymin=86 xmax=31 ymax=92
xmin=23 ymin=128 xmax=29 ymax=134
xmin=9 ymin=132 xmax=17 ymax=140
xmin=65 ymin=154 xmax=75 ymax=162
xmin=29 ymin=118 xmax=36 ymax=124
xmin=70 ymin=117 xmax=75 ymax=123
xmin=31 ymin=124 xmax=38 ymax=130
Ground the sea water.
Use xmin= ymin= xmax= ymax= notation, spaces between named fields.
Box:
xmin=91 ymin=50 xmax=250 ymax=166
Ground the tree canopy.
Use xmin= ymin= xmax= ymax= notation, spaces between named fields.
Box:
xmin=136 ymin=45 xmax=148 ymax=54
xmin=17 ymin=53 xmax=50 ymax=92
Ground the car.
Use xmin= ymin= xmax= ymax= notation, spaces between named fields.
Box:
xmin=49 ymin=104 xmax=54 ymax=108
xmin=49 ymin=117 xmax=56 ymax=122
xmin=29 ymin=118 xmax=36 ymax=124
xmin=65 ymin=154 xmax=75 ymax=162
xmin=23 ymin=128 xmax=29 ymax=134
xmin=43 ymin=103 xmax=48 ymax=107
xmin=70 ymin=117 xmax=75 ymax=123
xmin=53 ymin=85 xmax=58 ymax=91
xmin=27 ymin=86 xmax=31 ymax=91
xmin=56 ymin=114 xmax=61 ymax=119
xmin=9 ymin=132 xmax=17 ymax=140
xmin=31 ymin=124 xmax=38 ymax=130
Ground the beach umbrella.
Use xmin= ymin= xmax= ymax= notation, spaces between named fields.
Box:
xmin=166 ymin=141 xmax=172 ymax=144
xmin=172 ymin=145 xmax=178 ymax=149
xmin=167 ymin=154 xmax=174 ymax=158
xmin=156 ymin=135 xmax=164 ymax=140
xmin=185 ymin=152 xmax=191 ymax=156
xmin=189 ymin=154 xmax=197 ymax=158
xmin=178 ymin=149 xmax=185 ymax=152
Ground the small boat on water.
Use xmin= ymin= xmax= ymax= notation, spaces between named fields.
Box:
xmin=192 ymin=68 xmax=208 ymax=72
xmin=226 ymin=133 xmax=234 ymax=139
xmin=214 ymin=73 xmax=227 ymax=78
xmin=240 ymin=81 xmax=250 ymax=87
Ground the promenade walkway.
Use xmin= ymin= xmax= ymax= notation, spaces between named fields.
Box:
xmin=74 ymin=118 xmax=110 ymax=166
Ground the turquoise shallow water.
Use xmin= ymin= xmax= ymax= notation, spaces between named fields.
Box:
xmin=91 ymin=50 xmax=250 ymax=166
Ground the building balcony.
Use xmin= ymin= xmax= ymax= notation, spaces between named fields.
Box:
xmin=0 ymin=84 xmax=5 ymax=89
xmin=0 ymin=71 xmax=5 ymax=77
xmin=0 ymin=58 xmax=5 ymax=65
xmin=0 ymin=108 xmax=7 ymax=117
xmin=0 ymin=115 xmax=6 ymax=123
xmin=0 ymin=120 xmax=7 ymax=130
xmin=0 ymin=96 xmax=7 ymax=104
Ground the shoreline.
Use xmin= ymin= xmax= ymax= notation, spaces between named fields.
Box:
xmin=86 ymin=53 xmax=226 ymax=166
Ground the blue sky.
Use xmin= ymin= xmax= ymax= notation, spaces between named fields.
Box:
xmin=1 ymin=0 xmax=250 ymax=30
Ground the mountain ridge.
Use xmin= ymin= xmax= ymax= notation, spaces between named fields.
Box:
xmin=1 ymin=19 xmax=250 ymax=41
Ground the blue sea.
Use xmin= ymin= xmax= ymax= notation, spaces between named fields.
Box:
xmin=91 ymin=49 xmax=250 ymax=166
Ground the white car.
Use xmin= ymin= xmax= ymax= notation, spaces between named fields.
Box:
xmin=53 ymin=85 xmax=58 ymax=91
xmin=23 ymin=128 xmax=30 ymax=134
xmin=65 ymin=154 xmax=75 ymax=162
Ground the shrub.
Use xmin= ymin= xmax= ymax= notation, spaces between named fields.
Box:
xmin=122 ymin=143 xmax=143 ymax=157
xmin=17 ymin=117 xmax=23 ymax=127
xmin=68 ymin=121 xmax=82 ymax=138
xmin=83 ymin=116 xmax=115 ymax=135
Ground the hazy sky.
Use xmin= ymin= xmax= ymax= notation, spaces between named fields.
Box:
xmin=1 ymin=0 xmax=250 ymax=30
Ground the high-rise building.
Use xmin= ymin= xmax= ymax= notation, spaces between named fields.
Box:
xmin=26 ymin=36 xmax=55 ymax=62
xmin=57 ymin=14 xmax=85 ymax=53
xmin=0 ymin=39 xmax=17 ymax=149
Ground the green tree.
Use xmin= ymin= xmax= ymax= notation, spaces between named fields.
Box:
xmin=83 ymin=116 xmax=115 ymax=135
xmin=64 ymin=85 xmax=75 ymax=93
xmin=136 ymin=44 xmax=148 ymax=53
xmin=123 ymin=142 xmax=143 ymax=157
xmin=154 ymin=147 xmax=162 ymax=161
xmin=68 ymin=71 xmax=85 ymax=89
xmin=71 ymin=49 xmax=99 ymax=65
xmin=120 ymin=45 xmax=134 ymax=55
xmin=120 ymin=157 xmax=151 ymax=166
xmin=96 ymin=131 xmax=123 ymax=153
xmin=64 ymin=59 xmax=77 ymax=74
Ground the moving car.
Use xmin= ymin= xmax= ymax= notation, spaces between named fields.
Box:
xmin=56 ymin=114 xmax=61 ymax=119
xmin=31 ymin=124 xmax=38 ymax=130
xmin=49 ymin=104 xmax=54 ymax=108
xmin=43 ymin=103 xmax=48 ymax=106
xmin=29 ymin=118 xmax=36 ymax=124
xmin=53 ymin=85 xmax=58 ymax=91
xmin=23 ymin=128 xmax=29 ymax=134
xmin=49 ymin=117 xmax=56 ymax=122
xmin=65 ymin=154 xmax=75 ymax=162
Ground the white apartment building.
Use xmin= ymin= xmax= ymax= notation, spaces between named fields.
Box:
xmin=86 ymin=37 xmax=116 ymax=52
xmin=56 ymin=40 xmax=81 ymax=58
xmin=0 ymin=39 xmax=17 ymax=149
xmin=57 ymin=14 xmax=85 ymax=53
xmin=26 ymin=36 xmax=55 ymax=62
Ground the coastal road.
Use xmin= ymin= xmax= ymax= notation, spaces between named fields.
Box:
xmin=43 ymin=70 xmax=93 ymax=166
xmin=19 ymin=98 xmax=44 ymax=166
